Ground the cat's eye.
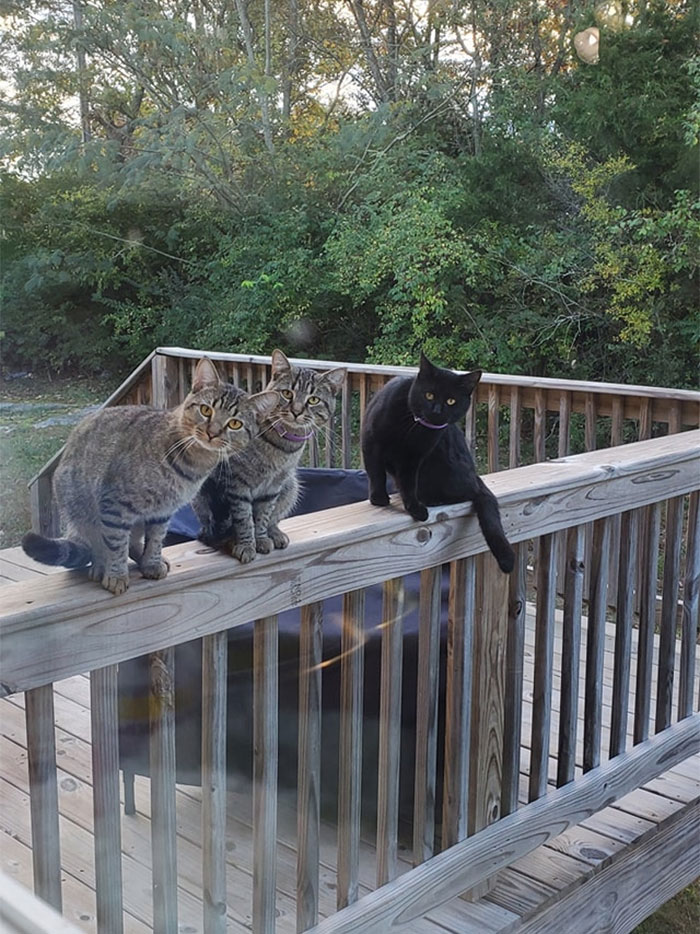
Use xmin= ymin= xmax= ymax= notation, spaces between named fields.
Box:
xmin=446 ymin=398 xmax=456 ymax=405
xmin=280 ymin=390 xmax=294 ymax=401
xmin=425 ymin=392 xmax=435 ymax=401
xmin=199 ymin=404 xmax=213 ymax=417
xmin=307 ymin=395 xmax=320 ymax=406
xmin=227 ymin=418 xmax=243 ymax=430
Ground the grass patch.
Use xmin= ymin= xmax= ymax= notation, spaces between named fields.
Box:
xmin=0 ymin=374 xmax=115 ymax=548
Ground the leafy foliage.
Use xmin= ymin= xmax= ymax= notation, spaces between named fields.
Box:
xmin=1 ymin=1 xmax=697 ymax=387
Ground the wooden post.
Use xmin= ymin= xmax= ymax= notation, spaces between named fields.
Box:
xmin=529 ymin=533 xmax=558 ymax=801
xmin=25 ymin=685 xmax=62 ymax=912
xmin=149 ymin=647 xmax=178 ymax=934
xmin=441 ymin=557 xmax=476 ymax=849
xmin=90 ymin=665 xmax=124 ymax=934
xmin=337 ymin=589 xmax=365 ymax=909
xmin=557 ymin=525 xmax=585 ymax=787
xmin=297 ymin=603 xmax=323 ymax=933
xmin=202 ymin=632 xmax=228 ymax=934
xmin=502 ymin=543 xmax=527 ymax=815
xmin=376 ymin=578 xmax=405 ymax=887
xmin=253 ymin=615 xmax=279 ymax=934
xmin=412 ymin=567 xmax=442 ymax=865
xmin=463 ymin=553 xmax=509 ymax=900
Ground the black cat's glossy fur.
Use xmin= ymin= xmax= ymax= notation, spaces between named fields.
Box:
xmin=361 ymin=352 xmax=515 ymax=573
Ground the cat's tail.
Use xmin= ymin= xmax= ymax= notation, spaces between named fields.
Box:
xmin=22 ymin=531 xmax=92 ymax=569
xmin=473 ymin=478 xmax=515 ymax=574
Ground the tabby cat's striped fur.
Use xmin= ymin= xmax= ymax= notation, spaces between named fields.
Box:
xmin=194 ymin=349 xmax=345 ymax=563
xmin=22 ymin=358 xmax=277 ymax=594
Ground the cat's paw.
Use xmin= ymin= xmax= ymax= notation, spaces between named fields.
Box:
xmin=268 ymin=527 xmax=289 ymax=550
xmin=140 ymin=557 xmax=170 ymax=580
xmin=101 ymin=573 xmax=129 ymax=595
xmin=255 ymin=536 xmax=274 ymax=555
xmin=369 ymin=491 xmax=390 ymax=507
xmin=88 ymin=563 xmax=105 ymax=582
xmin=406 ymin=502 xmax=429 ymax=522
xmin=230 ymin=542 xmax=257 ymax=564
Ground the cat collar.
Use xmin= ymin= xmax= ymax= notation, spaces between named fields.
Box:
xmin=414 ymin=416 xmax=448 ymax=430
xmin=274 ymin=423 xmax=314 ymax=443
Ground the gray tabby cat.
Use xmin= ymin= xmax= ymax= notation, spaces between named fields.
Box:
xmin=22 ymin=358 xmax=277 ymax=595
xmin=194 ymin=349 xmax=345 ymax=563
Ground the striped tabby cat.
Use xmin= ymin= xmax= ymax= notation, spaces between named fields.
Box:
xmin=194 ymin=349 xmax=345 ymax=563
xmin=22 ymin=358 xmax=277 ymax=595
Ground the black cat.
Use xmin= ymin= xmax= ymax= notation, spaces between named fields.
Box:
xmin=361 ymin=352 xmax=515 ymax=573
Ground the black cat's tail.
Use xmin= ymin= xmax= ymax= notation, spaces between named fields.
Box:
xmin=22 ymin=531 xmax=92 ymax=569
xmin=473 ymin=479 xmax=515 ymax=574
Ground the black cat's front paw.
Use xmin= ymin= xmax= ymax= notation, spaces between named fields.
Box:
xmin=369 ymin=490 xmax=390 ymax=507
xmin=405 ymin=501 xmax=429 ymax=522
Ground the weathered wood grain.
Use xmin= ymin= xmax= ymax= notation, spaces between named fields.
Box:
xmin=679 ymin=492 xmax=699 ymax=718
xmin=253 ymin=615 xmax=279 ymax=934
xmin=90 ymin=664 xmax=124 ymax=934
xmin=296 ymin=602 xmax=323 ymax=933
xmin=502 ymin=543 xmax=528 ymax=815
xmin=610 ymin=510 xmax=638 ymax=758
xmin=24 ymin=685 xmax=62 ymax=912
xmin=583 ymin=517 xmax=612 ymax=772
xmin=303 ymin=714 xmax=700 ymax=934
xmin=635 ymin=504 xmax=662 ymax=745
xmin=202 ymin=631 xmax=228 ymax=934
xmin=376 ymin=577 xmax=405 ymax=887
xmin=412 ymin=566 xmax=442 ymax=865
xmin=0 ymin=869 xmax=85 ymax=934
xmin=149 ymin=647 xmax=178 ymax=934
xmin=529 ymin=534 xmax=558 ymax=802
xmin=6 ymin=432 xmax=700 ymax=698
xmin=441 ymin=558 xmax=475 ymax=849
xmin=557 ymin=525 xmax=585 ymax=787
xmin=655 ymin=495 xmax=684 ymax=732
xmin=337 ymin=590 xmax=365 ymax=909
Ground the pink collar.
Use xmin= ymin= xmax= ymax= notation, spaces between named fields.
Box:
xmin=414 ymin=416 xmax=447 ymax=430
xmin=273 ymin=423 xmax=313 ymax=443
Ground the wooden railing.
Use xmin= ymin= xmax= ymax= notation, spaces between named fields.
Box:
xmin=4 ymin=429 xmax=700 ymax=933
xmin=28 ymin=346 xmax=700 ymax=537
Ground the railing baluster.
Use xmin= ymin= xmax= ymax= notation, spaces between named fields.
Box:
xmin=534 ymin=389 xmax=546 ymax=463
xmin=635 ymin=503 xmax=661 ymax=744
xmin=442 ymin=557 xmax=476 ymax=848
xmin=90 ymin=665 xmax=124 ymax=934
xmin=557 ymin=525 xmax=585 ymax=787
xmin=679 ymin=493 xmax=699 ymax=719
xmin=297 ymin=603 xmax=323 ymax=933
xmin=529 ymin=533 xmax=558 ymax=801
xmin=253 ymin=615 xmax=279 ymax=934
xmin=25 ymin=685 xmax=62 ymax=912
xmin=558 ymin=390 xmax=571 ymax=458
xmin=610 ymin=511 xmax=638 ymax=758
xmin=655 ymin=496 xmax=684 ymax=732
xmin=583 ymin=517 xmax=612 ymax=772
xmin=337 ymin=589 xmax=365 ymax=909
xmin=341 ymin=377 xmax=352 ymax=469
xmin=376 ymin=578 xmax=405 ymax=887
xmin=488 ymin=385 xmax=499 ymax=472
xmin=149 ymin=648 xmax=178 ymax=934
xmin=202 ymin=632 xmax=228 ymax=934
xmin=509 ymin=386 xmax=522 ymax=468
xmin=502 ymin=543 xmax=527 ymax=814
xmin=412 ymin=567 xmax=442 ymax=865
xmin=608 ymin=397 xmax=625 ymax=607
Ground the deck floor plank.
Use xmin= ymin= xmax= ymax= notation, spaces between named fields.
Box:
xmin=1 ymin=588 xmax=698 ymax=933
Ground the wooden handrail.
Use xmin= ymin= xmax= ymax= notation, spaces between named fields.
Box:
xmin=4 ymin=429 xmax=699 ymax=696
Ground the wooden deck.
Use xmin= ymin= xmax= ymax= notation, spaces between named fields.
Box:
xmin=1 ymin=546 xmax=698 ymax=934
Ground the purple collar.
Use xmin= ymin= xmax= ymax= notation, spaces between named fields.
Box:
xmin=273 ymin=423 xmax=314 ymax=443
xmin=414 ymin=416 xmax=448 ymax=430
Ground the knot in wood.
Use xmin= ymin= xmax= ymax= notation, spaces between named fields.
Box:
xmin=416 ymin=527 xmax=431 ymax=544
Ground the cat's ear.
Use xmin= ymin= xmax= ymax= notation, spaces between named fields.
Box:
xmin=248 ymin=390 xmax=280 ymax=419
xmin=320 ymin=367 xmax=346 ymax=396
xmin=461 ymin=369 xmax=482 ymax=394
xmin=192 ymin=357 xmax=221 ymax=393
xmin=270 ymin=349 xmax=292 ymax=379
xmin=418 ymin=351 xmax=436 ymax=373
